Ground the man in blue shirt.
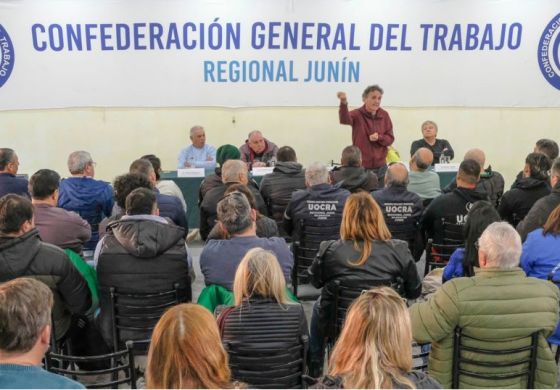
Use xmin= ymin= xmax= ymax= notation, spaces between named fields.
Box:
xmin=177 ymin=125 xmax=217 ymax=169
xmin=0 ymin=278 xmax=84 ymax=389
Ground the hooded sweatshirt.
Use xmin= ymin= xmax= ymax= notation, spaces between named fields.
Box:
xmin=498 ymin=177 xmax=550 ymax=226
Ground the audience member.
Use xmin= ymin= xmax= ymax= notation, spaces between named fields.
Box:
xmin=0 ymin=148 xmax=29 ymax=198
xmin=520 ymin=205 xmax=560 ymax=347
xmin=0 ymin=195 xmax=91 ymax=341
xmin=96 ymin=188 xmax=191 ymax=347
xmin=410 ymin=120 xmax=454 ymax=164
xmin=442 ymin=201 xmax=501 ymax=282
xmin=29 ymin=169 xmax=91 ymax=254
xmin=146 ymin=303 xmax=233 ymax=389
xmin=200 ymin=191 xmax=292 ymax=290
xmin=307 ymin=192 xmax=422 ymax=376
xmin=421 ymin=159 xmax=486 ymax=244
xmin=58 ymin=151 xmax=113 ymax=250
xmin=410 ymin=222 xmax=559 ymax=388
xmin=443 ymin=148 xmax=504 ymax=207
xmin=200 ymin=159 xmax=266 ymax=240
xmin=499 ymin=152 xmax=551 ymax=226
xmin=239 ymin=130 xmax=278 ymax=168
xmin=337 ymin=86 xmax=394 ymax=184
xmin=372 ymin=162 xmax=423 ymax=259
xmin=217 ymin=248 xmax=308 ymax=387
xmin=284 ymin=162 xmax=350 ymax=241
xmin=199 ymin=144 xmax=241 ymax=201
xmin=313 ymin=287 xmax=440 ymax=389
xmin=407 ymin=147 xmax=441 ymax=201
xmin=517 ymin=157 xmax=560 ymax=240
xmin=0 ymin=278 xmax=84 ymax=389
xmin=207 ymin=184 xmax=278 ymax=239
xmin=329 ymin=145 xmax=378 ymax=193
xmin=129 ymin=158 xmax=188 ymax=230
xmin=177 ymin=125 xmax=217 ymax=169
xmin=535 ymin=138 xmax=559 ymax=161
xmin=142 ymin=154 xmax=187 ymax=212
xmin=259 ymin=145 xmax=306 ymax=234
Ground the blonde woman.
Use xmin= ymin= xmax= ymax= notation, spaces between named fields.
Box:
xmin=145 ymin=303 xmax=233 ymax=389
xmin=216 ymin=248 xmax=308 ymax=388
xmin=312 ymin=287 xmax=440 ymax=389
xmin=308 ymin=192 xmax=422 ymax=376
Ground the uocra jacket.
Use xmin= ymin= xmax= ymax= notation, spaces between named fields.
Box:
xmin=410 ymin=267 xmax=560 ymax=388
xmin=308 ymin=239 xmax=422 ymax=335
xmin=0 ymin=229 xmax=91 ymax=339
xmin=97 ymin=217 xmax=190 ymax=346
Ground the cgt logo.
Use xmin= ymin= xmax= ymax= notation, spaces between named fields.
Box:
xmin=538 ymin=13 xmax=560 ymax=90
xmin=0 ymin=24 xmax=14 ymax=88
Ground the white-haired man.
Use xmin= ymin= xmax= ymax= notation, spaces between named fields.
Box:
xmin=410 ymin=222 xmax=559 ymax=388
xmin=239 ymin=130 xmax=278 ymax=168
xmin=177 ymin=125 xmax=217 ymax=169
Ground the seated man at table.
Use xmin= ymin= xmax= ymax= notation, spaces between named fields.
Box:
xmin=329 ymin=145 xmax=378 ymax=193
xmin=200 ymin=191 xmax=292 ymax=290
xmin=239 ymin=130 xmax=278 ymax=168
xmin=407 ymin=147 xmax=441 ymax=202
xmin=177 ymin=125 xmax=217 ymax=169
xmin=199 ymin=159 xmax=267 ymax=240
xmin=421 ymin=159 xmax=487 ymax=244
xmin=443 ymin=148 xmax=504 ymax=207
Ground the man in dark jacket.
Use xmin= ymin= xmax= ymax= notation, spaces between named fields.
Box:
xmin=239 ymin=130 xmax=278 ymax=168
xmin=259 ymin=146 xmax=306 ymax=236
xmin=284 ymin=162 xmax=350 ymax=242
xmin=372 ymin=163 xmax=424 ymax=260
xmin=443 ymin=148 xmax=503 ymax=207
xmin=0 ymin=194 xmax=91 ymax=341
xmin=200 ymin=159 xmax=267 ymax=240
xmin=330 ymin=145 xmax=378 ymax=193
xmin=96 ymin=188 xmax=191 ymax=347
xmin=421 ymin=159 xmax=487 ymax=244
xmin=199 ymin=144 xmax=241 ymax=202
xmin=498 ymin=152 xmax=551 ymax=226
xmin=129 ymin=158 xmax=188 ymax=231
xmin=517 ymin=158 xmax=560 ymax=241
xmin=58 ymin=151 xmax=113 ymax=251
xmin=0 ymin=148 xmax=29 ymax=199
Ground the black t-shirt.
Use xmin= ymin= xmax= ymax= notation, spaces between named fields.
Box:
xmin=410 ymin=138 xmax=454 ymax=164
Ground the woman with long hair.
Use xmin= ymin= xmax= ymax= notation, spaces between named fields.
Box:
xmin=307 ymin=192 xmax=422 ymax=377
xmin=145 ymin=303 xmax=233 ymax=389
xmin=442 ymin=200 xmax=501 ymax=281
xmin=313 ymin=287 xmax=440 ymax=389
xmin=217 ymin=248 xmax=308 ymax=388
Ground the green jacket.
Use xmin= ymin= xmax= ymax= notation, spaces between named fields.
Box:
xmin=410 ymin=267 xmax=559 ymax=388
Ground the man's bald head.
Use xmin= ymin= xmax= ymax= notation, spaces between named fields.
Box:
xmin=412 ymin=148 xmax=433 ymax=171
xmin=464 ymin=148 xmax=486 ymax=169
xmin=385 ymin=162 xmax=409 ymax=187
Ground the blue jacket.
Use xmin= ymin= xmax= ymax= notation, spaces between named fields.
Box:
xmin=155 ymin=189 xmax=188 ymax=230
xmin=0 ymin=173 xmax=29 ymax=198
xmin=58 ymin=177 xmax=113 ymax=250
xmin=442 ymin=248 xmax=465 ymax=282
xmin=520 ymin=228 xmax=560 ymax=344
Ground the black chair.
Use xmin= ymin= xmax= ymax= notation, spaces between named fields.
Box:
xmin=224 ymin=336 xmax=308 ymax=389
xmin=45 ymin=340 xmax=138 ymax=389
xmin=441 ymin=218 xmax=464 ymax=245
xmin=412 ymin=342 xmax=430 ymax=372
xmin=424 ymin=239 xmax=463 ymax=275
xmin=451 ymin=327 xmax=539 ymax=389
xmin=292 ymin=219 xmax=340 ymax=298
xmin=109 ymin=283 xmax=188 ymax=352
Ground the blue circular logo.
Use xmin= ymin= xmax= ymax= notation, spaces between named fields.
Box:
xmin=538 ymin=13 xmax=560 ymax=90
xmin=0 ymin=24 xmax=15 ymax=89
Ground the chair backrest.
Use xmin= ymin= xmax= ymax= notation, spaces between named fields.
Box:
xmin=441 ymin=217 xmax=464 ymax=245
xmin=451 ymin=327 xmax=539 ymax=389
xmin=325 ymin=278 xmax=404 ymax=344
xmin=45 ymin=340 xmax=137 ymax=389
xmin=109 ymin=283 xmax=187 ymax=351
xmin=292 ymin=219 xmax=340 ymax=297
xmin=412 ymin=342 xmax=430 ymax=372
xmin=424 ymin=239 xmax=463 ymax=276
xmin=219 ymin=302 xmax=308 ymax=388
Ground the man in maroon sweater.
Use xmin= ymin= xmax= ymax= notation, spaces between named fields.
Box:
xmin=338 ymin=85 xmax=394 ymax=185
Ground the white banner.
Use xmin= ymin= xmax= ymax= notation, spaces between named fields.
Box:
xmin=0 ymin=0 xmax=559 ymax=109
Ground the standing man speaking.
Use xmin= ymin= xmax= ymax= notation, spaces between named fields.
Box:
xmin=338 ymin=85 xmax=394 ymax=185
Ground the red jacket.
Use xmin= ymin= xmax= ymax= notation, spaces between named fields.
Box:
xmin=339 ymin=103 xmax=394 ymax=169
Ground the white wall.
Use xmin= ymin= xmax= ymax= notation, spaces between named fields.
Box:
xmin=1 ymin=105 xmax=558 ymax=188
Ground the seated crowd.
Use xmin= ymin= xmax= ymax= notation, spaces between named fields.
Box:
xmin=0 ymin=135 xmax=559 ymax=389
